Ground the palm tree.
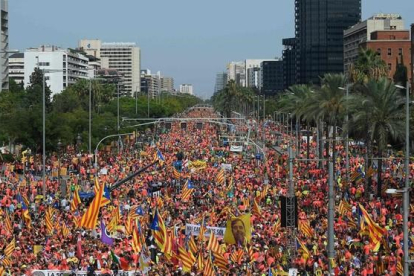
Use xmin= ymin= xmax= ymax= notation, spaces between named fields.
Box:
xmin=348 ymin=78 xmax=405 ymax=197
xmin=305 ymin=74 xmax=347 ymax=167
xmin=279 ymin=85 xmax=315 ymax=160
xmin=350 ymin=48 xmax=388 ymax=84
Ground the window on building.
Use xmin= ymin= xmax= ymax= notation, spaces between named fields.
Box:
xmin=387 ymin=48 xmax=392 ymax=56
xmin=398 ymin=48 xmax=403 ymax=56
xmin=377 ymin=48 xmax=381 ymax=55
xmin=38 ymin=62 xmax=50 ymax=67
xmin=388 ymin=63 xmax=392 ymax=70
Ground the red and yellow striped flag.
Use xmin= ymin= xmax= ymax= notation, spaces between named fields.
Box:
xmin=80 ymin=181 xmax=104 ymax=229
xmin=132 ymin=224 xmax=142 ymax=254
xmin=298 ymin=219 xmax=313 ymax=238
xmin=206 ymin=232 xmax=221 ymax=253
xmin=338 ymin=200 xmax=352 ymax=216
xmin=71 ymin=186 xmax=81 ymax=212
xmin=4 ymin=212 xmax=13 ymax=236
xmin=4 ymin=237 xmax=15 ymax=257
xmin=178 ymin=246 xmax=196 ymax=272
xmin=216 ymin=169 xmax=225 ymax=185
xmin=1 ymin=257 xmax=11 ymax=267
xmin=125 ymin=217 xmax=133 ymax=236
xmin=163 ymin=229 xmax=173 ymax=257
xmin=107 ymin=207 xmax=120 ymax=232
xmin=203 ymin=256 xmax=214 ymax=276
xmin=252 ymin=198 xmax=262 ymax=217
xmin=196 ymin=253 xmax=204 ymax=272
xmin=62 ymin=223 xmax=70 ymax=237
xmin=188 ymin=235 xmax=198 ymax=255
xmin=212 ymin=251 xmax=229 ymax=273
xmin=230 ymin=249 xmax=244 ymax=264
xmin=396 ymin=258 xmax=403 ymax=275
xmin=246 ymin=245 xmax=256 ymax=263
xmin=173 ymin=167 xmax=181 ymax=179
xmin=358 ymin=204 xmax=386 ymax=251
xmin=45 ymin=207 xmax=54 ymax=235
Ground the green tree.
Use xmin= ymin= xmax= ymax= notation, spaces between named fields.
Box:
xmin=348 ymin=78 xmax=405 ymax=197
xmin=305 ymin=74 xmax=347 ymax=165
xmin=393 ymin=55 xmax=408 ymax=86
xmin=350 ymin=48 xmax=388 ymax=84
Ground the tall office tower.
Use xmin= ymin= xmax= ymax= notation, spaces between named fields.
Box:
xmin=214 ymin=72 xmax=228 ymax=93
xmin=100 ymin=43 xmax=141 ymax=96
xmin=282 ymin=38 xmax=297 ymax=89
xmin=295 ymin=0 xmax=361 ymax=84
xmin=0 ymin=0 xmax=8 ymax=91
xmin=261 ymin=60 xmax=284 ymax=96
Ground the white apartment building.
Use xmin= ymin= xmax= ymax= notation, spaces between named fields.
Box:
xmin=1 ymin=0 xmax=9 ymax=91
xmin=101 ymin=43 xmax=140 ymax=96
xmin=179 ymin=84 xmax=194 ymax=95
xmin=141 ymin=69 xmax=161 ymax=99
xmin=227 ymin=61 xmax=246 ymax=87
xmin=344 ymin=14 xmax=405 ymax=73
xmin=9 ymin=52 xmax=24 ymax=84
xmin=24 ymin=46 xmax=89 ymax=96
xmin=79 ymin=40 xmax=141 ymax=96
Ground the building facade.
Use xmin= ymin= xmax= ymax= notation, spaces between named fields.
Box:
xmin=100 ymin=42 xmax=140 ymax=96
xmin=161 ymin=77 xmax=174 ymax=93
xmin=215 ymin=72 xmax=228 ymax=93
xmin=140 ymin=69 xmax=160 ymax=99
xmin=179 ymin=84 xmax=193 ymax=95
xmin=344 ymin=14 xmax=405 ymax=76
xmin=24 ymin=46 xmax=89 ymax=96
xmin=361 ymin=30 xmax=411 ymax=82
xmin=282 ymin=38 xmax=297 ymax=89
xmin=79 ymin=39 xmax=102 ymax=59
xmin=227 ymin=61 xmax=246 ymax=87
xmin=1 ymin=0 xmax=8 ymax=91
xmin=245 ymin=59 xmax=276 ymax=88
xmin=261 ymin=60 xmax=284 ymax=96
xmin=79 ymin=40 xmax=141 ymax=96
xmin=9 ymin=52 xmax=24 ymax=84
xmin=295 ymin=0 xmax=361 ymax=84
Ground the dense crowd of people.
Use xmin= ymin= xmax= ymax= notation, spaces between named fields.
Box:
xmin=0 ymin=106 xmax=413 ymax=275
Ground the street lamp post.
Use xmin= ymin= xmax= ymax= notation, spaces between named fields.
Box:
xmin=40 ymin=67 xmax=64 ymax=196
xmin=76 ymin=133 xmax=82 ymax=155
xmin=396 ymin=82 xmax=411 ymax=275
xmin=57 ymin=139 xmax=62 ymax=183
xmin=339 ymin=85 xmax=351 ymax=182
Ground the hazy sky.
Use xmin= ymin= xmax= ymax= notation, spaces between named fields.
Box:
xmin=9 ymin=0 xmax=414 ymax=99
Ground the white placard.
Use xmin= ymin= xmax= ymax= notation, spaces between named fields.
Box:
xmin=185 ymin=223 xmax=226 ymax=238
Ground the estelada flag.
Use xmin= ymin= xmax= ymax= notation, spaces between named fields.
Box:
xmin=223 ymin=213 xmax=251 ymax=245
xmin=80 ymin=181 xmax=104 ymax=229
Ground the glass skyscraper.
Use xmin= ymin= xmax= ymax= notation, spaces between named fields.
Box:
xmin=295 ymin=0 xmax=361 ymax=84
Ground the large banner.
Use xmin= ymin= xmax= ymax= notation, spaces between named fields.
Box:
xmin=223 ymin=214 xmax=252 ymax=245
xmin=32 ymin=271 xmax=136 ymax=276
xmin=230 ymin=145 xmax=243 ymax=152
xmin=185 ymin=223 xmax=226 ymax=238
